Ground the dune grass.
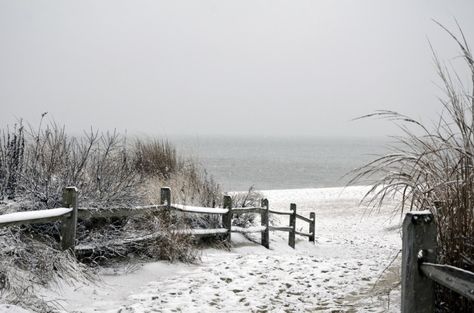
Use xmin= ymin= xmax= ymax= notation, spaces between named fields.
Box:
xmin=350 ymin=23 xmax=474 ymax=312
xmin=0 ymin=118 xmax=222 ymax=311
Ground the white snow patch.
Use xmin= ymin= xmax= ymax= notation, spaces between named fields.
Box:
xmin=171 ymin=204 xmax=229 ymax=214
xmin=0 ymin=208 xmax=72 ymax=224
xmin=187 ymin=228 xmax=228 ymax=235
xmin=408 ymin=210 xmax=432 ymax=215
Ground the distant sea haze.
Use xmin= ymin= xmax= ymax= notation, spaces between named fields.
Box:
xmin=172 ymin=136 xmax=388 ymax=192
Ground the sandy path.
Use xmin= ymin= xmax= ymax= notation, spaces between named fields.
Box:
xmin=117 ymin=187 xmax=401 ymax=313
xmin=49 ymin=186 xmax=402 ymax=313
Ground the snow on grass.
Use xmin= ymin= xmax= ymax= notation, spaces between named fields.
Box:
xmin=45 ymin=185 xmax=402 ymax=313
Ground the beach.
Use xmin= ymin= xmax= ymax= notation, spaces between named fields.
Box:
xmin=44 ymin=186 xmax=402 ymax=313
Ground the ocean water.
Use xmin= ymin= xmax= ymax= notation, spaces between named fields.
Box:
xmin=171 ymin=136 xmax=388 ymax=192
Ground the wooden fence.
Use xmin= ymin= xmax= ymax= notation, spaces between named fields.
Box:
xmin=0 ymin=186 xmax=315 ymax=252
xmin=401 ymin=211 xmax=474 ymax=312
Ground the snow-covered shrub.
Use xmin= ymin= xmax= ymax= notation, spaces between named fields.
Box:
xmin=231 ymin=186 xmax=264 ymax=228
xmin=0 ymin=117 xmax=222 ymax=310
xmin=21 ymin=122 xmax=143 ymax=209
xmin=350 ymin=24 xmax=474 ymax=313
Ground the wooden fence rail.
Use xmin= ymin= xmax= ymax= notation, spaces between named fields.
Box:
xmin=401 ymin=211 xmax=474 ymax=312
xmin=0 ymin=186 xmax=316 ymax=253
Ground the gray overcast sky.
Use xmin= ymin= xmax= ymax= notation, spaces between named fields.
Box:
xmin=1 ymin=0 xmax=473 ymax=137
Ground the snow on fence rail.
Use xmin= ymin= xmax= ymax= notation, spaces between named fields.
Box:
xmin=0 ymin=186 xmax=315 ymax=253
xmin=401 ymin=211 xmax=474 ymax=312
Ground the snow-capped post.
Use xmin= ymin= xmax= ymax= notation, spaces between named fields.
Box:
xmin=309 ymin=212 xmax=315 ymax=243
xmin=223 ymin=195 xmax=232 ymax=243
xmin=288 ymin=203 xmax=296 ymax=248
xmin=60 ymin=186 xmax=78 ymax=251
xmin=401 ymin=211 xmax=437 ymax=313
xmin=261 ymin=198 xmax=270 ymax=249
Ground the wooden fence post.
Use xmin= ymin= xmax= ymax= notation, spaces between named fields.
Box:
xmin=401 ymin=211 xmax=437 ymax=313
xmin=289 ymin=203 xmax=296 ymax=248
xmin=309 ymin=212 xmax=315 ymax=243
xmin=261 ymin=199 xmax=270 ymax=249
xmin=160 ymin=187 xmax=171 ymax=226
xmin=223 ymin=195 xmax=232 ymax=244
xmin=60 ymin=186 xmax=78 ymax=251
xmin=160 ymin=187 xmax=171 ymax=207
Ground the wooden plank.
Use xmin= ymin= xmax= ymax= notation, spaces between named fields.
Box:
xmin=76 ymin=232 xmax=163 ymax=254
xmin=268 ymin=210 xmax=292 ymax=216
xmin=0 ymin=208 xmax=73 ymax=228
xmin=171 ymin=204 xmax=228 ymax=215
xmin=160 ymin=187 xmax=171 ymax=207
xmin=309 ymin=212 xmax=315 ymax=243
xmin=261 ymin=199 xmax=270 ymax=248
xmin=77 ymin=206 xmax=163 ymax=219
xmin=289 ymin=203 xmax=296 ymax=248
xmin=269 ymin=226 xmax=292 ymax=232
xmin=295 ymin=213 xmax=312 ymax=224
xmin=232 ymin=226 xmax=267 ymax=233
xmin=223 ymin=196 xmax=232 ymax=243
xmin=61 ymin=187 xmax=78 ymax=251
xmin=295 ymin=231 xmax=312 ymax=237
xmin=76 ymin=228 xmax=229 ymax=255
xmin=420 ymin=262 xmax=474 ymax=301
xmin=401 ymin=211 xmax=436 ymax=313
xmin=232 ymin=207 xmax=264 ymax=214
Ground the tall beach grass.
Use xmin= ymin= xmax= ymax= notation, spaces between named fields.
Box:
xmin=350 ymin=23 xmax=474 ymax=312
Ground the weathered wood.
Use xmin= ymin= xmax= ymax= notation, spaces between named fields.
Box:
xmin=232 ymin=207 xmax=265 ymax=214
xmin=420 ymin=262 xmax=474 ymax=301
xmin=295 ymin=231 xmax=312 ymax=237
xmin=61 ymin=187 xmax=78 ymax=251
xmin=160 ymin=187 xmax=172 ymax=226
xmin=76 ymin=227 xmax=231 ymax=256
xmin=223 ymin=196 xmax=232 ymax=243
xmin=309 ymin=212 xmax=315 ymax=243
xmin=232 ymin=226 xmax=267 ymax=233
xmin=269 ymin=226 xmax=292 ymax=232
xmin=401 ymin=211 xmax=436 ymax=313
xmin=289 ymin=203 xmax=296 ymax=249
xmin=268 ymin=209 xmax=292 ymax=216
xmin=295 ymin=213 xmax=311 ymax=223
xmin=160 ymin=187 xmax=171 ymax=207
xmin=0 ymin=208 xmax=73 ymax=228
xmin=77 ymin=206 xmax=164 ymax=219
xmin=261 ymin=198 xmax=270 ymax=249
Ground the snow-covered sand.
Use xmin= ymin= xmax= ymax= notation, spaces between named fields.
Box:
xmin=42 ymin=186 xmax=402 ymax=313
